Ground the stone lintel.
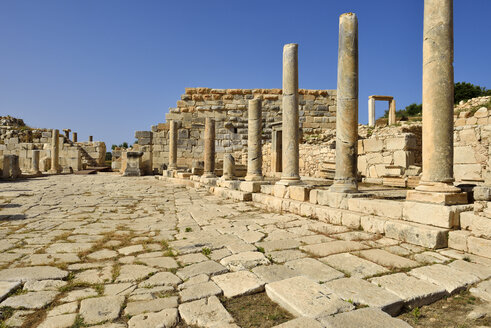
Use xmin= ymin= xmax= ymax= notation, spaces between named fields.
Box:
xmin=369 ymin=95 xmax=394 ymax=101
xmin=406 ymin=190 xmax=468 ymax=205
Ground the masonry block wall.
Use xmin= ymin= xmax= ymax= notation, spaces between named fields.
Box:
xmin=133 ymin=87 xmax=337 ymax=173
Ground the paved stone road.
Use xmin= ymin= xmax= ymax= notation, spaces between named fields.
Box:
xmin=0 ymin=174 xmax=490 ymax=327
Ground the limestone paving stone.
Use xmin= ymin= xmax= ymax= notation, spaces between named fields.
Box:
xmin=5 ymin=310 xmax=34 ymax=327
xmin=129 ymin=286 xmax=174 ymax=301
xmin=220 ymin=251 xmax=270 ymax=271
xmin=323 ymin=277 xmax=404 ymax=316
xmin=74 ymin=266 xmax=112 ymax=284
xmin=177 ymin=252 xmax=208 ymax=265
xmin=118 ymin=244 xmax=144 ymax=255
xmin=0 ymin=281 xmax=21 ymax=301
xmin=87 ymin=249 xmax=118 ymax=260
xmin=179 ymin=281 xmax=222 ymax=302
xmin=79 ymin=295 xmax=125 ymax=324
xmin=123 ymin=296 xmax=178 ymax=316
xmin=413 ymin=251 xmax=450 ymax=264
xmin=0 ymin=266 xmax=68 ymax=282
xmin=319 ymin=307 xmax=412 ymax=328
xmin=178 ymin=296 xmax=235 ymax=327
xmin=211 ymin=271 xmax=264 ymax=298
xmin=127 ymin=308 xmax=179 ymax=328
xmin=176 ymin=260 xmax=227 ymax=280
xmin=299 ymin=240 xmax=368 ymax=257
xmin=320 ymin=253 xmax=389 ymax=278
xmin=104 ymin=283 xmax=137 ymax=296
xmin=0 ymin=291 xmax=58 ymax=309
xmin=470 ymin=279 xmax=491 ymax=302
xmin=251 ymin=264 xmax=300 ymax=283
xmin=356 ymin=249 xmax=419 ymax=269
xmin=285 ymin=258 xmax=344 ymax=283
xmin=137 ymin=256 xmax=179 ymax=269
xmin=23 ymin=280 xmax=67 ymax=292
xmin=265 ymin=276 xmax=354 ymax=318
xmin=178 ymin=274 xmax=210 ymax=290
xmin=255 ymin=239 xmax=300 ymax=252
xmin=115 ymin=264 xmax=158 ymax=282
xmin=272 ymin=317 xmax=324 ymax=328
xmin=267 ymin=250 xmax=307 ymax=263
xmin=47 ymin=301 xmax=78 ymax=317
xmin=23 ymin=253 xmax=80 ymax=265
xmin=37 ymin=313 xmax=77 ymax=328
xmin=45 ymin=242 xmax=93 ymax=253
xmin=409 ymin=264 xmax=480 ymax=294
xmin=59 ymin=288 xmax=98 ymax=303
xmin=369 ymin=273 xmax=447 ymax=307
xmin=448 ymin=259 xmax=491 ymax=280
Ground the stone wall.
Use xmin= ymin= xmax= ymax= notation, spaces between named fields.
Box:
xmin=0 ymin=124 xmax=106 ymax=174
xmin=134 ymin=87 xmax=337 ymax=173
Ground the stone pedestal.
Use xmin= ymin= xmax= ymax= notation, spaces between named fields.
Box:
xmin=368 ymin=98 xmax=375 ymax=127
xmin=203 ymin=117 xmax=216 ymax=178
xmin=48 ymin=129 xmax=61 ymax=174
xmin=279 ymin=43 xmax=300 ymax=185
xmin=330 ymin=13 xmax=359 ymax=193
xmin=30 ymin=150 xmax=41 ymax=176
xmin=222 ymin=154 xmax=235 ymax=181
xmin=72 ymin=132 xmax=77 ymax=143
xmin=407 ymin=0 xmax=466 ymax=205
xmin=123 ymin=151 xmax=143 ymax=176
xmin=168 ymin=120 xmax=178 ymax=170
xmin=2 ymin=155 xmax=21 ymax=179
xmin=245 ymin=99 xmax=263 ymax=181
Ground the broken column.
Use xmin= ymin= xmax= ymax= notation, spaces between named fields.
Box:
xmin=368 ymin=97 xmax=375 ymax=127
xmin=31 ymin=150 xmax=41 ymax=175
xmin=330 ymin=13 xmax=359 ymax=193
xmin=72 ymin=132 xmax=77 ymax=143
xmin=89 ymin=136 xmax=93 ymax=142
xmin=407 ymin=0 xmax=466 ymax=205
xmin=245 ymin=99 xmax=263 ymax=181
xmin=222 ymin=154 xmax=235 ymax=180
xmin=279 ymin=43 xmax=300 ymax=184
xmin=203 ymin=117 xmax=216 ymax=178
xmin=168 ymin=120 xmax=178 ymax=170
xmin=48 ymin=129 xmax=61 ymax=174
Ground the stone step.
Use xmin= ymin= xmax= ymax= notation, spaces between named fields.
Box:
xmin=384 ymin=219 xmax=449 ymax=249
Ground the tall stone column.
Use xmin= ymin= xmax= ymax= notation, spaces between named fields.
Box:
xmin=168 ymin=120 xmax=178 ymax=170
xmin=48 ymin=129 xmax=60 ymax=174
xmin=245 ymin=99 xmax=263 ymax=181
xmin=89 ymin=136 xmax=93 ymax=142
xmin=368 ymin=97 xmax=375 ymax=127
xmin=203 ymin=117 xmax=216 ymax=178
xmin=279 ymin=43 xmax=300 ymax=184
xmin=388 ymin=99 xmax=396 ymax=125
xmin=407 ymin=0 xmax=466 ymax=204
xmin=31 ymin=150 xmax=41 ymax=175
xmin=222 ymin=154 xmax=235 ymax=180
xmin=330 ymin=13 xmax=359 ymax=193
xmin=72 ymin=132 xmax=78 ymax=143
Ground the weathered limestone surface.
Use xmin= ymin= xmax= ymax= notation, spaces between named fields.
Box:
xmin=222 ymin=154 xmax=235 ymax=181
xmin=48 ymin=129 xmax=60 ymax=174
xmin=203 ymin=117 xmax=216 ymax=178
xmin=266 ymin=276 xmax=354 ymax=318
xmin=168 ymin=120 xmax=178 ymax=170
xmin=245 ymin=99 xmax=263 ymax=181
xmin=319 ymin=308 xmax=412 ymax=328
xmin=331 ymin=13 xmax=358 ymax=193
xmin=280 ymin=43 xmax=300 ymax=183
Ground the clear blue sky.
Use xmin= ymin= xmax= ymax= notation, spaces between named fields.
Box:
xmin=1 ymin=0 xmax=490 ymax=147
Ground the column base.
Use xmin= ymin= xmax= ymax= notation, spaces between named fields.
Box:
xmin=329 ymin=181 xmax=358 ymax=193
xmin=244 ymin=174 xmax=263 ymax=182
xmin=406 ymin=190 xmax=468 ymax=205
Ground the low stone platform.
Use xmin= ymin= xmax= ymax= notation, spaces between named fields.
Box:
xmin=0 ymin=174 xmax=489 ymax=328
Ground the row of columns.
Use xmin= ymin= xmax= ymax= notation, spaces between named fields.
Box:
xmin=167 ymin=0 xmax=463 ymax=204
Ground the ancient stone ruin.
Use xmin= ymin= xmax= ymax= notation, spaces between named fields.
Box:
xmin=1 ymin=0 xmax=490 ymax=327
